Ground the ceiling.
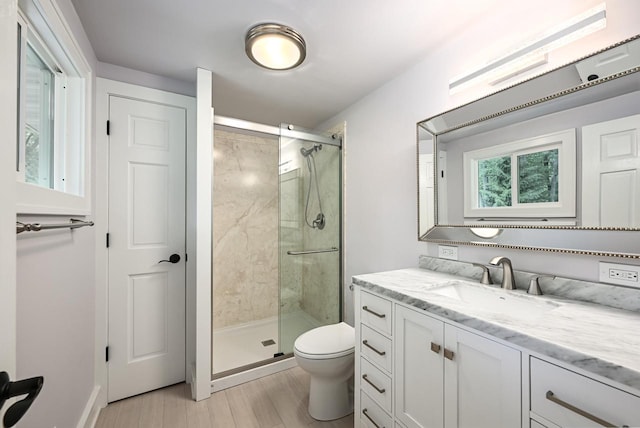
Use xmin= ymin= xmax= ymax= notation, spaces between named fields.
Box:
xmin=71 ymin=0 xmax=505 ymax=128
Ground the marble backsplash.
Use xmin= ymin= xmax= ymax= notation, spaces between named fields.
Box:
xmin=419 ymin=255 xmax=640 ymax=312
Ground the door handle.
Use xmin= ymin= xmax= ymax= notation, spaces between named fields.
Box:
xmin=159 ymin=254 xmax=181 ymax=264
xmin=0 ymin=371 xmax=44 ymax=428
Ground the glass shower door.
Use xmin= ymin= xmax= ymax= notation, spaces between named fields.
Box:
xmin=278 ymin=124 xmax=342 ymax=355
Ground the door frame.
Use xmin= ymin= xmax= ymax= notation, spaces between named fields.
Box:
xmin=0 ymin=0 xmax=17 ymax=390
xmin=95 ymin=78 xmax=196 ymax=408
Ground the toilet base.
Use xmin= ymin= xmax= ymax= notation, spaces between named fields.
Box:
xmin=308 ymin=376 xmax=354 ymax=421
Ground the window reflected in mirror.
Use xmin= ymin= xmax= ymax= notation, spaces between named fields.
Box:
xmin=517 ymin=149 xmax=558 ymax=204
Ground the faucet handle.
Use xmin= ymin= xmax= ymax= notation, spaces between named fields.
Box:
xmin=527 ymin=275 xmax=555 ymax=295
xmin=472 ymin=263 xmax=493 ymax=285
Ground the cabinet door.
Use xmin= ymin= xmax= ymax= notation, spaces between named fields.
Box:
xmin=395 ymin=305 xmax=444 ymax=428
xmin=444 ymin=324 xmax=521 ymax=428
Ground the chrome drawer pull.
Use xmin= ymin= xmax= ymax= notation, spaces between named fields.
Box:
xmin=362 ymin=305 xmax=386 ymax=318
xmin=546 ymin=391 xmax=618 ymax=427
xmin=362 ymin=408 xmax=384 ymax=428
xmin=362 ymin=340 xmax=386 ymax=356
xmin=362 ymin=374 xmax=386 ymax=394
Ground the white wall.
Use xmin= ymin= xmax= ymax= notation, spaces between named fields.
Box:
xmin=97 ymin=61 xmax=195 ymax=97
xmin=323 ymin=0 xmax=640 ymax=324
xmin=15 ymin=0 xmax=98 ymax=427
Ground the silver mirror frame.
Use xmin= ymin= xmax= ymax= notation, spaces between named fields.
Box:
xmin=417 ymin=35 xmax=640 ymax=259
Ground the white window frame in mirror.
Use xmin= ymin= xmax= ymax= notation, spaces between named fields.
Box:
xmin=463 ymin=129 xmax=576 ymax=219
xmin=16 ymin=0 xmax=92 ymax=215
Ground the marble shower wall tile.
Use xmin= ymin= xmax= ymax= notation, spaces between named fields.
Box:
xmin=212 ymin=129 xmax=279 ymax=328
xmin=301 ymin=144 xmax=341 ymax=324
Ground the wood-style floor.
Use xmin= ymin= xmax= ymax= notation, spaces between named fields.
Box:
xmin=95 ymin=366 xmax=354 ymax=428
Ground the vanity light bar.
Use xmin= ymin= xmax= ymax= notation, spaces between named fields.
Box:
xmin=449 ymin=3 xmax=607 ymax=94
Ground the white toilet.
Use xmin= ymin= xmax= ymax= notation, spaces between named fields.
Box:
xmin=293 ymin=322 xmax=355 ymax=421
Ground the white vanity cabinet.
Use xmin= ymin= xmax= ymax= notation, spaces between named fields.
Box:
xmin=357 ymin=290 xmax=394 ymax=428
xmin=395 ymin=305 xmax=521 ymax=428
xmin=356 ymin=288 xmax=521 ymax=428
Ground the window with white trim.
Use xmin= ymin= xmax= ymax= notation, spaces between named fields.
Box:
xmin=463 ymin=129 xmax=576 ymax=219
xmin=16 ymin=0 xmax=91 ymax=214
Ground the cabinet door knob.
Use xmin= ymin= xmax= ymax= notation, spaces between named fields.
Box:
xmin=444 ymin=348 xmax=455 ymax=360
xmin=430 ymin=342 xmax=441 ymax=354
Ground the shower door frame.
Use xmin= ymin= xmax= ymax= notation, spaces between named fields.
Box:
xmin=209 ymin=115 xmax=344 ymax=390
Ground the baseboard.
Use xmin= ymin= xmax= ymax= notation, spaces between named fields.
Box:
xmin=211 ymin=356 xmax=297 ymax=392
xmin=76 ymin=385 xmax=101 ymax=428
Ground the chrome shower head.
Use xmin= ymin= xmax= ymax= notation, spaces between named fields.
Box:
xmin=300 ymin=144 xmax=322 ymax=157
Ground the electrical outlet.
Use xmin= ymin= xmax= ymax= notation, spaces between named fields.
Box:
xmin=599 ymin=262 xmax=640 ymax=288
xmin=438 ymin=245 xmax=458 ymax=260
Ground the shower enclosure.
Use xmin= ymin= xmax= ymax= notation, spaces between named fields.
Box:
xmin=211 ymin=117 xmax=342 ymax=379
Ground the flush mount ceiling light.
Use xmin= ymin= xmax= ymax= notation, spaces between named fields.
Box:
xmin=245 ymin=23 xmax=306 ymax=70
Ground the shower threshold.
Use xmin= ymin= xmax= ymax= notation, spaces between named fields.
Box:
xmin=212 ymin=352 xmax=292 ymax=380
xmin=211 ymin=353 xmax=297 ymax=392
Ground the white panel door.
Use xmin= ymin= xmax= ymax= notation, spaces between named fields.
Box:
xmin=108 ymin=96 xmax=186 ymax=402
xmin=395 ymin=305 xmax=444 ymax=428
xmin=582 ymin=114 xmax=640 ymax=227
xmin=444 ymin=324 xmax=521 ymax=428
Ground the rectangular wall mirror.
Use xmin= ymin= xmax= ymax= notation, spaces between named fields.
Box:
xmin=417 ymin=35 xmax=640 ymax=258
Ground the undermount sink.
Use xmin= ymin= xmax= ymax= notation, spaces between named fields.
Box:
xmin=428 ymin=282 xmax=560 ymax=319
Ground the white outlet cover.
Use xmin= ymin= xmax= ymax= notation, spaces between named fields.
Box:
xmin=438 ymin=245 xmax=458 ymax=260
xmin=599 ymin=262 xmax=640 ymax=288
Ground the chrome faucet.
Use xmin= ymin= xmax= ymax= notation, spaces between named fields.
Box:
xmin=489 ymin=256 xmax=516 ymax=290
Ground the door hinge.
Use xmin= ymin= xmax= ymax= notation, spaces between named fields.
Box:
xmin=106 ymin=120 xmax=110 ymax=135
xmin=106 ymin=346 xmax=109 ymax=362
xmin=106 ymin=233 xmax=110 ymax=248
xmin=185 ymin=253 xmax=188 ymax=262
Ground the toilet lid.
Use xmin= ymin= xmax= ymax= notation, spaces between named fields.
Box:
xmin=294 ymin=322 xmax=354 ymax=358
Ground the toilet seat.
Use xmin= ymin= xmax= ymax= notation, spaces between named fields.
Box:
xmin=294 ymin=322 xmax=355 ymax=360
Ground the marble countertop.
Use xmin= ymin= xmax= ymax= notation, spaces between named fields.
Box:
xmin=353 ymin=268 xmax=640 ymax=392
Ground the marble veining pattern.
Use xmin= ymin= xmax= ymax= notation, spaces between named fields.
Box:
xmin=353 ymin=266 xmax=640 ymax=391
xmin=419 ymin=255 xmax=640 ymax=312
xmin=301 ymin=144 xmax=341 ymax=324
xmin=212 ymin=129 xmax=279 ymax=328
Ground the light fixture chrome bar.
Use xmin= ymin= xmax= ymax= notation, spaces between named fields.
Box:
xmin=286 ymin=247 xmax=339 ymax=256
xmin=16 ymin=219 xmax=94 ymax=234
xmin=449 ymin=4 xmax=606 ymax=92
xmin=213 ymin=115 xmax=280 ymax=136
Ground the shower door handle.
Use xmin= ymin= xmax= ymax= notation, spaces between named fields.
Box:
xmin=287 ymin=247 xmax=339 ymax=256
xmin=158 ymin=254 xmax=181 ymax=264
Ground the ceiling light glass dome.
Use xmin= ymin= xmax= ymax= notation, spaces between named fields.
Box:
xmin=245 ymin=23 xmax=306 ymax=70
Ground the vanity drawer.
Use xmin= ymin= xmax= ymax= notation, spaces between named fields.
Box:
xmin=361 ymin=324 xmax=392 ymax=373
xmin=360 ymin=357 xmax=392 ymax=413
xmin=530 ymin=357 xmax=640 ymax=427
xmin=360 ymin=391 xmax=393 ymax=428
xmin=360 ymin=291 xmax=392 ymax=335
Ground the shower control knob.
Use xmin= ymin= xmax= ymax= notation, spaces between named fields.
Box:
xmin=159 ymin=254 xmax=181 ymax=264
